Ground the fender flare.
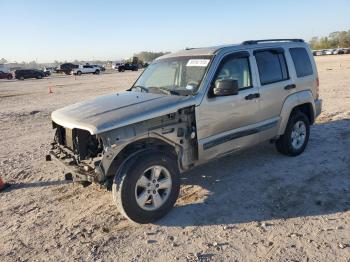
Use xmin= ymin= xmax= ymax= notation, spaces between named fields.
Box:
xmin=100 ymin=133 xmax=183 ymax=180
xmin=277 ymin=90 xmax=316 ymax=135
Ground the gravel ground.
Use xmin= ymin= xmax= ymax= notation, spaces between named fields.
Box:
xmin=0 ymin=56 xmax=350 ymax=262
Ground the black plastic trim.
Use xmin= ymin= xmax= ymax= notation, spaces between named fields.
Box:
xmin=203 ymin=120 xmax=278 ymax=150
xmin=242 ymin=39 xmax=304 ymax=45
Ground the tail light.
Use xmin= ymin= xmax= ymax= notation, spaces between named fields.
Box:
xmin=316 ymin=77 xmax=320 ymax=99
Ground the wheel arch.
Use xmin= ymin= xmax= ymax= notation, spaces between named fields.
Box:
xmin=103 ymin=137 xmax=179 ymax=180
xmin=277 ymin=90 xmax=316 ymax=135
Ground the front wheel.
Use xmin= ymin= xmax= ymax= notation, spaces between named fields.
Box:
xmin=94 ymin=69 xmax=100 ymax=75
xmin=275 ymin=111 xmax=310 ymax=156
xmin=112 ymin=150 xmax=180 ymax=223
xmin=76 ymin=71 xmax=82 ymax=76
xmin=7 ymin=75 xmax=12 ymax=80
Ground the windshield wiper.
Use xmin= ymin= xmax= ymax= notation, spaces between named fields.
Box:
xmin=157 ymin=87 xmax=180 ymax=96
xmin=130 ymin=85 xmax=149 ymax=93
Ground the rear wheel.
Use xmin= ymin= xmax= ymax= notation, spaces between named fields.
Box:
xmin=37 ymin=75 xmax=42 ymax=79
xmin=112 ymin=150 xmax=180 ymax=223
xmin=275 ymin=111 xmax=310 ymax=156
xmin=94 ymin=69 xmax=100 ymax=75
xmin=77 ymin=71 xmax=82 ymax=76
xmin=7 ymin=75 xmax=12 ymax=80
xmin=20 ymin=76 xmax=24 ymax=80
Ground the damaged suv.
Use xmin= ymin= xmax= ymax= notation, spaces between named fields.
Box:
xmin=49 ymin=39 xmax=322 ymax=223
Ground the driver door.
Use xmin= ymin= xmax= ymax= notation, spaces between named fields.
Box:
xmin=196 ymin=51 xmax=262 ymax=162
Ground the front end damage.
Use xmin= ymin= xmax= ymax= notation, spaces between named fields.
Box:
xmin=48 ymin=106 xmax=197 ymax=186
xmin=49 ymin=122 xmax=104 ymax=183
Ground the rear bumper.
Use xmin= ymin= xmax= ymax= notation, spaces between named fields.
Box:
xmin=314 ymin=99 xmax=322 ymax=118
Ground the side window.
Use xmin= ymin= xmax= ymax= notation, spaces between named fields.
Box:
xmin=289 ymin=48 xmax=313 ymax=77
xmin=255 ymin=50 xmax=289 ymax=85
xmin=213 ymin=55 xmax=252 ymax=90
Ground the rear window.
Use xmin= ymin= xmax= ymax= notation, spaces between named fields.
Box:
xmin=255 ymin=50 xmax=289 ymax=85
xmin=289 ymin=48 xmax=313 ymax=77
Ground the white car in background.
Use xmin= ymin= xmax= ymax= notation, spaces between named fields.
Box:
xmin=325 ymin=49 xmax=335 ymax=55
xmin=112 ymin=62 xmax=124 ymax=70
xmin=72 ymin=65 xmax=101 ymax=76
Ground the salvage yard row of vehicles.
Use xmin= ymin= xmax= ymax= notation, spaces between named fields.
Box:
xmin=0 ymin=69 xmax=49 ymax=80
xmin=313 ymin=48 xmax=350 ymax=56
xmin=55 ymin=63 xmax=106 ymax=75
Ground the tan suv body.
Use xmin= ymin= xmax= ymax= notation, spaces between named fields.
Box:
xmin=49 ymin=39 xmax=322 ymax=223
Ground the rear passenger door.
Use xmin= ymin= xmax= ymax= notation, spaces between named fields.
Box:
xmin=253 ymin=48 xmax=294 ymax=124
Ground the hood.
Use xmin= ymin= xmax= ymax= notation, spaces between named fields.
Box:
xmin=51 ymin=91 xmax=196 ymax=134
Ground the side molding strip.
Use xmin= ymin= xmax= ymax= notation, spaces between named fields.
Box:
xmin=203 ymin=120 xmax=278 ymax=150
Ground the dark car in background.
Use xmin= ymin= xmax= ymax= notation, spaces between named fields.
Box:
xmin=0 ymin=71 xmax=13 ymax=80
xmin=118 ymin=63 xmax=138 ymax=72
xmin=15 ymin=69 xmax=45 ymax=80
xmin=55 ymin=63 xmax=79 ymax=75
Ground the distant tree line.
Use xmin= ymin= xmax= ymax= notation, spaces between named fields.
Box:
xmin=309 ymin=30 xmax=350 ymax=50
xmin=133 ymin=51 xmax=170 ymax=63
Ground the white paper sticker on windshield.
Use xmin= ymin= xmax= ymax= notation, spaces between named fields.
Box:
xmin=186 ymin=59 xmax=210 ymax=67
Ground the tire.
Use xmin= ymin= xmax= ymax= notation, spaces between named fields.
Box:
xmin=94 ymin=70 xmax=100 ymax=75
xmin=112 ymin=150 xmax=180 ymax=223
xmin=7 ymin=75 xmax=12 ymax=80
xmin=77 ymin=71 xmax=82 ymax=76
xmin=20 ymin=76 xmax=24 ymax=80
xmin=37 ymin=75 xmax=42 ymax=79
xmin=275 ymin=111 xmax=310 ymax=156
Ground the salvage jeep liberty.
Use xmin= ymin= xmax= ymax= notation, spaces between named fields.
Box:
xmin=48 ymin=39 xmax=322 ymax=223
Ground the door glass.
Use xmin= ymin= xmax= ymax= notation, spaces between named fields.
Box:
xmin=214 ymin=56 xmax=252 ymax=89
xmin=255 ymin=51 xmax=289 ymax=85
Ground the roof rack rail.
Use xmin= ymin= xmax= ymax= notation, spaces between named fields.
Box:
xmin=242 ymin=39 xmax=305 ymax=45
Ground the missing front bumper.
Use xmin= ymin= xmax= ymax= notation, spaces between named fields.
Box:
xmin=47 ymin=143 xmax=104 ymax=183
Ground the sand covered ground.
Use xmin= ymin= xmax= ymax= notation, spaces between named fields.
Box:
xmin=0 ymin=55 xmax=349 ymax=261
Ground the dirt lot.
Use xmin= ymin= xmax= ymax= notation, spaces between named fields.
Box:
xmin=1 ymin=55 xmax=350 ymax=262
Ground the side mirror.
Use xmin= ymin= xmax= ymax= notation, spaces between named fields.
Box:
xmin=213 ymin=79 xmax=239 ymax=96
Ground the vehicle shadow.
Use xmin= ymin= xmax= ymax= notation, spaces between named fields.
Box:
xmin=157 ymin=118 xmax=350 ymax=227
xmin=2 ymin=180 xmax=72 ymax=192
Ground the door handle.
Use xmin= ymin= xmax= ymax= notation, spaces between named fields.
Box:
xmin=284 ymin=84 xmax=296 ymax=90
xmin=245 ymin=93 xmax=260 ymax=100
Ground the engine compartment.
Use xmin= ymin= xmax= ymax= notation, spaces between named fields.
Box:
xmin=53 ymin=122 xmax=103 ymax=161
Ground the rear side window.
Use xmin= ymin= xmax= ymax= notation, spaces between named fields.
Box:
xmin=289 ymin=48 xmax=313 ymax=77
xmin=255 ymin=50 xmax=289 ymax=85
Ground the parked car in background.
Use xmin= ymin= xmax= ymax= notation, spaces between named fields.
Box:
xmin=0 ymin=71 xmax=13 ymax=80
xmin=91 ymin=65 xmax=105 ymax=71
xmin=313 ymin=50 xmax=324 ymax=56
xmin=72 ymin=65 xmax=101 ymax=75
xmin=56 ymin=63 xmax=79 ymax=75
xmin=325 ymin=49 xmax=335 ymax=55
xmin=333 ymin=48 xmax=346 ymax=55
xmin=15 ymin=69 xmax=45 ymax=80
xmin=43 ymin=67 xmax=55 ymax=76
xmin=118 ymin=63 xmax=138 ymax=72
xmin=112 ymin=62 xmax=124 ymax=70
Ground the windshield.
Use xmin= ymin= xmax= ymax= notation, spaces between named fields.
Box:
xmin=132 ymin=56 xmax=212 ymax=96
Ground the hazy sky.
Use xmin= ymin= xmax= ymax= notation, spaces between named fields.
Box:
xmin=2 ymin=0 xmax=350 ymax=63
